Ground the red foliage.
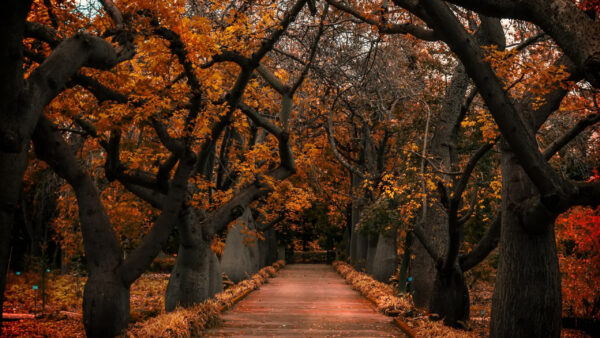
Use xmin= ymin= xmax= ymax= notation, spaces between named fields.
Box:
xmin=557 ymin=205 xmax=600 ymax=319
xmin=576 ymin=0 xmax=600 ymax=12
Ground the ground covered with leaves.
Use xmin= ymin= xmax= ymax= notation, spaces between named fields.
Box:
xmin=1 ymin=261 xmax=284 ymax=337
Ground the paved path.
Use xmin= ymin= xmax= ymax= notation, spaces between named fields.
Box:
xmin=203 ymin=264 xmax=403 ymax=337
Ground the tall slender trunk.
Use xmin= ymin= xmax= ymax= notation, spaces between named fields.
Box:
xmin=397 ymin=231 xmax=413 ymax=293
xmin=490 ymin=148 xmax=561 ymax=337
xmin=349 ymin=172 xmax=367 ymax=269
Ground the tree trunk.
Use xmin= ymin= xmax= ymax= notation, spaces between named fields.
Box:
xmin=349 ymin=172 xmax=368 ymax=269
xmin=165 ymin=208 xmax=222 ymax=311
xmin=429 ymin=264 xmax=469 ymax=327
xmin=0 ymin=152 xmax=28 ymax=332
xmin=365 ymin=232 xmax=379 ymax=275
xmin=165 ymin=242 xmax=220 ymax=311
xmin=352 ymin=230 xmax=368 ymax=270
xmin=83 ymin=272 xmax=130 ymax=338
xmin=490 ymin=148 xmax=561 ymax=338
xmin=261 ymin=226 xmax=278 ymax=267
xmin=412 ymin=203 xmax=448 ymax=307
xmin=397 ymin=231 xmax=413 ymax=293
xmin=371 ymin=231 xmax=397 ymax=283
xmin=221 ymin=208 xmax=260 ymax=283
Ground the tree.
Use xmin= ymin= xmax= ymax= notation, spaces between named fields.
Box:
xmin=327 ymin=0 xmax=600 ymax=334
xmin=0 ymin=0 xmax=134 ymax=332
xmin=410 ymin=1 xmax=600 ymax=336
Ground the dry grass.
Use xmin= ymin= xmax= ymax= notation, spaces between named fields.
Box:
xmin=333 ymin=261 xmax=411 ymax=316
xmin=126 ymin=260 xmax=286 ymax=337
xmin=332 ymin=261 xmax=483 ymax=337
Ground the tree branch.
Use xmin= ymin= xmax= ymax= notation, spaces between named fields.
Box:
xmin=326 ymin=0 xmax=439 ymax=41
xmin=459 ymin=212 xmax=501 ymax=271
xmin=543 ymin=113 xmax=600 ymax=160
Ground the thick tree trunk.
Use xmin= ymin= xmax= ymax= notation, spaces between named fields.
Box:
xmin=490 ymin=149 xmax=561 ymax=337
xmin=352 ymin=230 xmax=368 ymax=270
xmin=165 ymin=241 xmax=221 ymax=311
xmin=429 ymin=265 xmax=469 ymax=327
xmin=165 ymin=208 xmax=222 ymax=311
xmin=221 ymin=208 xmax=260 ymax=282
xmin=371 ymin=231 xmax=397 ymax=282
xmin=350 ymin=172 xmax=368 ymax=269
xmin=83 ymin=272 xmax=130 ymax=338
xmin=0 ymin=2 xmax=31 ymax=332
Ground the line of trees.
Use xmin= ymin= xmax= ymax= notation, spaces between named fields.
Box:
xmin=1 ymin=1 xmax=599 ymax=337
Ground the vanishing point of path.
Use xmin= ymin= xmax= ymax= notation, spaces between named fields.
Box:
xmin=203 ymin=264 xmax=404 ymax=337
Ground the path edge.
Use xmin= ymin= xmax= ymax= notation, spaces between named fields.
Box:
xmin=332 ymin=261 xmax=416 ymax=338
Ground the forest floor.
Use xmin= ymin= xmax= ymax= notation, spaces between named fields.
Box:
xmin=0 ymin=265 xmax=591 ymax=337
xmin=1 ymin=271 xmax=169 ymax=337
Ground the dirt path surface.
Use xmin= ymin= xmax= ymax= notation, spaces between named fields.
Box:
xmin=203 ymin=264 xmax=404 ymax=337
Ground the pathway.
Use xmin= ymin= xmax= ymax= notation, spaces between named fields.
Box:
xmin=203 ymin=264 xmax=404 ymax=337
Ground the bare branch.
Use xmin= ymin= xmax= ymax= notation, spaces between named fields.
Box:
xmin=543 ymin=113 xmax=600 ymax=160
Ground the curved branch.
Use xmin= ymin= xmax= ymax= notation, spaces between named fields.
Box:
xmin=326 ymin=0 xmax=439 ymax=41
xmin=419 ymin=0 xmax=575 ymax=210
xmin=543 ymin=113 xmax=600 ymax=160
xmin=325 ymin=113 xmax=364 ymax=179
xmin=459 ymin=212 xmax=501 ymax=271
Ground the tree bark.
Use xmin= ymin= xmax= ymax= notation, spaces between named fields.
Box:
xmin=490 ymin=148 xmax=561 ymax=338
xmin=82 ymin=272 xmax=130 ymax=337
xmin=0 ymin=152 xmax=28 ymax=332
xmin=371 ymin=231 xmax=397 ymax=282
xmin=430 ymin=264 xmax=470 ymax=327
xmin=365 ymin=232 xmax=379 ymax=274
xmin=221 ymin=208 xmax=261 ymax=283
xmin=0 ymin=2 xmax=32 ymax=332
xmin=165 ymin=207 xmax=222 ymax=311
xmin=412 ymin=63 xmax=467 ymax=309
xmin=350 ymin=172 xmax=367 ymax=269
